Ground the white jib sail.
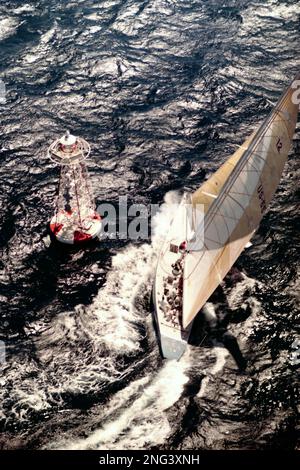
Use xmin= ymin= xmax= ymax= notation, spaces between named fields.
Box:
xmin=183 ymin=77 xmax=299 ymax=328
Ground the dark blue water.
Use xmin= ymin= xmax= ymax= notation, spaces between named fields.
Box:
xmin=0 ymin=0 xmax=299 ymax=450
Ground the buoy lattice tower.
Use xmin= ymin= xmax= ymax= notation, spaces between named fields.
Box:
xmin=48 ymin=131 xmax=102 ymax=244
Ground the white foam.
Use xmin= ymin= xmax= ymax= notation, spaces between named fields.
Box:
xmin=226 ymin=272 xmax=262 ymax=314
xmin=151 ymin=190 xmax=181 ymax=248
xmin=0 ymin=192 xmax=190 ymax=440
xmin=0 ymin=18 xmax=20 ymax=41
xmin=210 ymin=347 xmax=228 ymax=375
xmin=198 ymin=347 xmax=229 ymax=398
xmin=202 ymin=302 xmax=218 ymax=327
xmin=14 ymin=4 xmax=35 ymax=14
xmin=85 ymin=190 xmax=182 ymax=353
xmin=88 ymin=26 xmax=102 ymax=34
xmin=51 ymin=354 xmax=190 ymax=450
xmin=87 ymin=243 xmax=154 ymax=353
xmin=40 ymin=27 xmax=56 ymax=44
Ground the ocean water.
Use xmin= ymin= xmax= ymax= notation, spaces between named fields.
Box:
xmin=0 ymin=0 xmax=299 ymax=450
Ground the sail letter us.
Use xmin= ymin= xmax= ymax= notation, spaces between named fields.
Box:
xmin=257 ymin=183 xmax=267 ymax=214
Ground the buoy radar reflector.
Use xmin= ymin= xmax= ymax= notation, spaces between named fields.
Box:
xmin=48 ymin=130 xmax=91 ymax=165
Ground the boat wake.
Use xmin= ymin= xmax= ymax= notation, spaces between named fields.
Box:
xmin=49 ymin=355 xmax=190 ymax=450
xmin=0 ymin=193 xmax=183 ymax=433
xmin=0 ymin=191 xmax=264 ymax=451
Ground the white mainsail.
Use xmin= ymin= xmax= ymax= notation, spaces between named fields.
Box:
xmin=183 ymin=76 xmax=299 ymax=328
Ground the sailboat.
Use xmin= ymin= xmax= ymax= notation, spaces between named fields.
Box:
xmin=153 ymin=75 xmax=299 ymax=360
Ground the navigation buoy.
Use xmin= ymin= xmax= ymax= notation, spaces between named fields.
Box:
xmin=48 ymin=131 xmax=102 ymax=245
